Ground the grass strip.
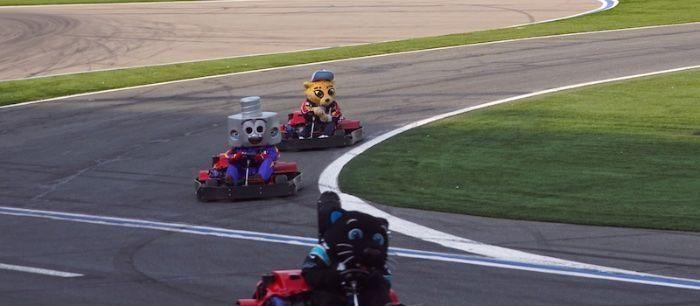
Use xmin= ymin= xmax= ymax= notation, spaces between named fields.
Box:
xmin=340 ymin=69 xmax=700 ymax=231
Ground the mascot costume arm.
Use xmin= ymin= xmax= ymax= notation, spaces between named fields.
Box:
xmin=254 ymin=145 xmax=279 ymax=163
xmin=301 ymin=244 xmax=342 ymax=291
xmin=330 ymin=101 xmax=342 ymax=121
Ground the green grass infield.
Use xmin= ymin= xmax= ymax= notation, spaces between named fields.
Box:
xmin=340 ymin=69 xmax=700 ymax=231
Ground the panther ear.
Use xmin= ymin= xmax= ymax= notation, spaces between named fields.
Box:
xmin=317 ymin=191 xmax=343 ymax=242
xmin=330 ymin=209 xmax=344 ymax=224
xmin=304 ymin=81 xmax=313 ymax=89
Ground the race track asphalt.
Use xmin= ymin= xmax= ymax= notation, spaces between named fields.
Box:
xmin=1 ymin=23 xmax=700 ymax=306
xmin=0 ymin=0 xmax=600 ymax=80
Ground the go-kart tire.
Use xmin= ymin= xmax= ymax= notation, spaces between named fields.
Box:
xmin=205 ymin=178 xmax=219 ymax=187
xmin=274 ymin=175 xmax=288 ymax=185
xmin=196 ymin=188 xmax=212 ymax=203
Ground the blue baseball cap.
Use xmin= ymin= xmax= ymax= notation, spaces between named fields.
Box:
xmin=310 ymin=70 xmax=334 ymax=82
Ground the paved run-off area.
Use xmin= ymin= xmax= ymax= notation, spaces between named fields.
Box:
xmin=0 ymin=0 xmax=600 ymax=80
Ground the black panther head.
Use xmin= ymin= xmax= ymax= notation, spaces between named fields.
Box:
xmin=317 ymin=192 xmax=389 ymax=270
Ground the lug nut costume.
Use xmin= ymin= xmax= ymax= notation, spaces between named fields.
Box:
xmin=213 ymin=96 xmax=281 ymax=184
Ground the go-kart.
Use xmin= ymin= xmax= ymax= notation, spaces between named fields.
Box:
xmin=237 ymin=192 xmax=402 ymax=306
xmin=194 ymin=153 xmax=302 ymax=202
xmin=236 ymin=269 xmax=401 ymax=306
xmin=278 ymin=111 xmax=363 ymax=151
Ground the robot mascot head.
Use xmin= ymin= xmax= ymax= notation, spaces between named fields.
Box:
xmin=228 ymin=96 xmax=281 ymax=148
xmin=304 ymin=70 xmax=336 ymax=107
xmin=318 ymin=192 xmax=389 ymax=270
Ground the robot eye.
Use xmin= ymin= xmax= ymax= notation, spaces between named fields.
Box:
xmin=328 ymin=88 xmax=335 ymax=96
xmin=372 ymin=233 xmax=385 ymax=246
xmin=242 ymin=121 xmax=255 ymax=135
xmin=314 ymin=90 xmax=324 ymax=98
xmin=254 ymin=120 xmax=266 ymax=134
xmin=347 ymin=228 xmax=363 ymax=241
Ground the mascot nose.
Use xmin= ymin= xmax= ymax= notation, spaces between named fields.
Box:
xmin=324 ymin=98 xmax=330 ymax=103
xmin=361 ymin=248 xmax=385 ymax=268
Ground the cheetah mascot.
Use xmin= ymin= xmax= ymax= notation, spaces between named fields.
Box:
xmin=299 ymin=70 xmax=343 ymax=138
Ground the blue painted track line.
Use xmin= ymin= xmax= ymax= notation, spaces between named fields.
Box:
xmin=1 ymin=205 xmax=699 ymax=290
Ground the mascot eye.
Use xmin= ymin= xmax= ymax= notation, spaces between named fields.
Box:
xmin=348 ymin=228 xmax=363 ymax=240
xmin=270 ymin=127 xmax=279 ymax=137
xmin=243 ymin=121 xmax=255 ymax=135
xmin=314 ymin=90 xmax=324 ymax=98
xmin=328 ymin=88 xmax=335 ymax=96
xmin=230 ymin=129 xmax=239 ymax=137
xmin=372 ymin=233 xmax=385 ymax=246
xmin=254 ymin=120 xmax=266 ymax=134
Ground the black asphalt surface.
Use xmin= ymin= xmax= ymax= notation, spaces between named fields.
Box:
xmin=1 ymin=23 xmax=700 ymax=306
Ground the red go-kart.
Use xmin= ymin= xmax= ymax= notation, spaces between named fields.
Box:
xmin=194 ymin=153 xmax=302 ymax=202
xmin=237 ymin=270 xmax=400 ymax=306
xmin=278 ymin=111 xmax=363 ymax=151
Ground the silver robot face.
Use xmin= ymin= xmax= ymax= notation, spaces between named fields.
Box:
xmin=227 ymin=96 xmax=280 ymax=147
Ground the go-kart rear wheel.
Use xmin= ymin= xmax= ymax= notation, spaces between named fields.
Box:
xmin=274 ymin=175 xmax=288 ymax=185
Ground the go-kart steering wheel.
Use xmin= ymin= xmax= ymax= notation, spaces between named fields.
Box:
xmin=340 ymin=268 xmax=369 ymax=279
xmin=339 ymin=268 xmax=370 ymax=291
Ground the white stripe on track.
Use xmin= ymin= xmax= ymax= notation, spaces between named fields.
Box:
xmin=0 ymin=262 xmax=83 ymax=278
xmin=1 ymin=205 xmax=700 ymax=290
xmin=503 ymin=0 xmax=618 ymax=28
xmin=318 ymin=65 xmax=700 ymax=280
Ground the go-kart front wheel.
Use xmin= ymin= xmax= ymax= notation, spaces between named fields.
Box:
xmin=195 ymin=186 xmax=212 ymax=203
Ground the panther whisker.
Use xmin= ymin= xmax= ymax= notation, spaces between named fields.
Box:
xmin=340 ymin=256 xmax=355 ymax=265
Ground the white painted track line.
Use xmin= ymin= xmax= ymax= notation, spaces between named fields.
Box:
xmin=0 ymin=262 xmax=83 ymax=278
xmin=1 ymin=205 xmax=700 ymax=290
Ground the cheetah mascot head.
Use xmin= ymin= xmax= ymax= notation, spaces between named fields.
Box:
xmin=304 ymin=70 xmax=336 ymax=123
